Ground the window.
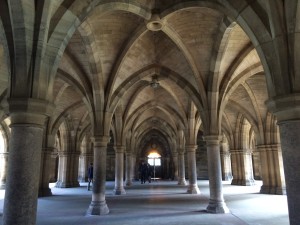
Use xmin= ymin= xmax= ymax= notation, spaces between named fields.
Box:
xmin=147 ymin=152 xmax=161 ymax=166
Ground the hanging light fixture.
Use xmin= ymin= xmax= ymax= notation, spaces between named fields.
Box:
xmin=150 ymin=75 xmax=160 ymax=88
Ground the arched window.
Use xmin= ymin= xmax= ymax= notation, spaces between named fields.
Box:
xmin=147 ymin=152 xmax=161 ymax=166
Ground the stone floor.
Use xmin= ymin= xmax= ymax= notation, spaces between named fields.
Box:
xmin=0 ymin=180 xmax=289 ymax=225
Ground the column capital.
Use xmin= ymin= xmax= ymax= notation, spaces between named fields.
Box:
xmin=177 ymin=148 xmax=185 ymax=154
xmin=114 ymin=145 xmax=125 ymax=153
xmin=185 ymin=145 xmax=197 ymax=152
xmin=220 ymin=152 xmax=231 ymax=157
xmin=257 ymin=144 xmax=281 ymax=152
xmin=42 ymin=147 xmax=58 ymax=158
xmin=204 ymin=135 xmax=222 ymax=145
xmin=92 ymin=136 xmax=110 ymax=147
xmin=266 ymin=94 xmax=300 ymax=122
xmin=7 ymin=98 xmax=54 ymax=126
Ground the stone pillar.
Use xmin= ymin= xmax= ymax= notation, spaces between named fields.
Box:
xmin=125 ymin=152 xmax=133 ymax=186
xmin=130 ymin=154 xmax=136 ymax=181
xmin=38 ymin=148 xmax=55 ymax=196
xmin=258 ymin=144 xmax=286 ymax=194
xmin=177 ymin=151 xmax=186 ymax=185
xmin=165 ymin=156 xmax=170 ymax=179
xmin=186 ymin=145 xmax=200 ymax=194
xmin=231 ymin=149 xmax=255 ymax=186
xmin=55 ymin=152 xmax=71 ymax=187
xmin=3 ymin=105 xmax=50 ymax=225
xmin=49 ymin=151 xmax=58 ymax=183
xmin=276 ymin=121 xmax=300 ymax=224
xmin=86 ymin=136 xmax=110 ymax=215
xmin=204 ymin=136 xmax=229 ymax=213
xmin=172 ymin=152 xmax=179 ymax=181
xmin=70 ymin=152 xmax=80 ymax=187
xmin=114 ymin=146 xmax=126 ymax=195
xmin=220 ymin=141 xmax=232 ymax=181
xmin=78 ymin=154 xmax=86 ymax=182
xmin=0 ymin=152 xmax=8 ymax=189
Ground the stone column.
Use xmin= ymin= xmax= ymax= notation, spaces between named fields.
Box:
xmin=70 ymin=152 xmax=80 ymax=187
xmin=55 ymin=152 xmax=71 ymax=187
xmin=130 ymin=153 xmax=136 ymax=181
xmin=0 ymin=152 xmax=8 ymax=189
xmin=125 ymin=152 xmax=133 ymax=186
xmin=3 ymin=104 xmax=50 ymax=225
xmin=86 ymin=136 xmax=110 ymax=215
xmin=78 ymin=154 xmax=86 ymax=182
xmin=38 ymin=147 xmax=55 ymax=196
xmin=165 ymin=156 xmax=170 ymax=179
xmin=172 ymin=152 xmax=179 ymax=181
xmin=204 ymin=136 xmax=229 ymax=213
xmin=79 ymin=153 xmax=93 ymax=182
xmin=49 ymin=151 xmax=58 ymax=183
xmin=114 ymin=146 xmax=126 ymax=195
xmin=277 ymin=121 xmax=300 ymax=224
xmin=177 ymin=150 xmax=186 ymax=185
xmin=220 ymin=141 xmax=232 ymax=181
xmin=231 ymin=149 xmax=255 ymax=186
xmin=258 ymin=144 xmax=285 ymax=194
xmin=186 ymin=145 xmax=200 ymax=194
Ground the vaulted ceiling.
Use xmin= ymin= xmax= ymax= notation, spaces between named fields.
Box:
xmin=0 ymin=1 xmax=270 ymax=153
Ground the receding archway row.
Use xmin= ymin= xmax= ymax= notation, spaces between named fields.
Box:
xmin=0 ymin=1 xmax=299 ymax=225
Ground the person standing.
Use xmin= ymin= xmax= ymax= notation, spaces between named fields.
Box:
xmin=87 ymin=163 xmax=93 ymax=191
xmin=139 ymin=161 xmax=148 ymax=184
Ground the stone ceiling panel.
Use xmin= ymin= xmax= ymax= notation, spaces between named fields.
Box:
xmin=166 ymin=7 xmax=224 ymax=84
xmin=87 ymin=10 xmax=144 ymax=88
xmin=219 ymin=25 xmax=250 ymax=82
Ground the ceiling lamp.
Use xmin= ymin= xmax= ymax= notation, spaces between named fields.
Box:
xmin=150 ymin=75 xmax=160 ymax=89
xmin=146 ymin=14 xmax=164 ymax=31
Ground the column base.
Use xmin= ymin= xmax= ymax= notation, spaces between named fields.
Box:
xmin=178 ymin=179 xmax=187 ymax=186
xmin=260 ymin=185 xmax=286 ymax=195
xmin=113 ymin=187 xmax=126 ymax=195
xmin=231 ymin=178 xmax=255 ymax=186
xmin=125 ymin=180 xmax=133 ymax=186
xmin=78 ymin=178 xmax=86 ymax=183
xmin=223 ymin=174 xmax=233 ymax=182
xmin=206 ymin=200 xmax=230 ymax=214
xmin=55 ymin=181 xmax=80 ymax=188
xmin=187 ymin=184 xmax=200 ymax=194
xmin=86 ymin=201 xmax=109 ymax=215
xmin=38 ymin=187 xmax=53 ymax=197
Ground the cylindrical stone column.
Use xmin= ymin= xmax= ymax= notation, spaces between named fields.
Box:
xmin=186 ymin=145 xmax=200 ymax=194
xmin=38 ymin=148 xmax=55 ymax=196
xmin=0 ymin=152 xmax=8 ymax=189
xmin=125 ymin=152 xmax=133 ymax=186
xmin=177 ymin=150 xmax=186 ymax=185
xmin=204 ymin=136 xmax=229 ymax=213
xmin=86 ymin=136 xmax=110 ymax=215
xmin=114 ymin=146 xmax=126 ymax=195
xmin=3 ymin=110 xmax=49 ymax=225
xmin=277 ymin=121 xmax=300 ymax=225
